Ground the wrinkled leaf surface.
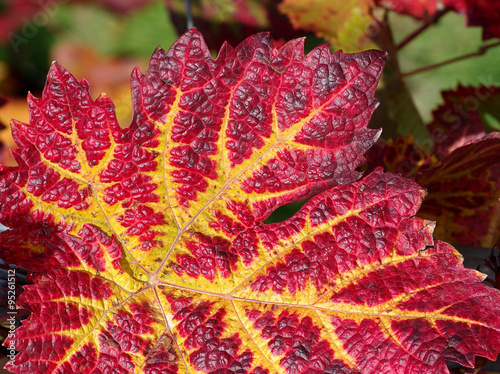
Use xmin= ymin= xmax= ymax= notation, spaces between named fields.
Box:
xmin=1 ymin=30 xmax=500 ymax=374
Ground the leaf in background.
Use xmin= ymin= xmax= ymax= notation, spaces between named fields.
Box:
xmin=278 ymin=0 xmax=378 ymax=52
xmin=87 ymin=0 xmax=156 ymax=13
xmin=375 ymin=0 xmax=500 ymax=40
xmin=427 ymin=84 xmax=500 ymax=157
xmin=165 ymin=0 xmax=302 ymax=50
xmin=0 ymin=0 xmax=54 ymax=44
xmin=416 ymin=133 xmax=500 ymax=247
xmin=374 ymin=0 xmax=438 ymax=19
xmin=2 ymin=30 xmax=500 ymax=373
xmin=367 ymin=84 xmax=500 ymax=247
xmin=0 ymin=96 xmax=16 ymax=166
xmin=365 ymin=134 xmax=437 ymax=176
xmin=449 ymin=0 xmax=500 ymax=40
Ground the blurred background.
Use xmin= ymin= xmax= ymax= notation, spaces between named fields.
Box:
xmin=0 ymin=0 xmax=178 ymax=134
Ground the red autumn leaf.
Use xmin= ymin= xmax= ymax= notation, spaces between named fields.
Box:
xmin=371 ymin=0 xmax=465 ymax=20
xmin=419 ymin=85 xmax=500 ymax=247
xmin=366 ymin=84 xmax=500 ymax=247
xmin=364 ymin=133 xmax=500 ymax=242
xmin=374 ymin=0 xmax=500 ymax=39
xmin=364 ymin=134 xmax=437 ymax=177
xmin=1 ymin=29 xmax=500 ymax=374
xmin=366 ymin=132 xmax=499 ymax=247
xmin=450 ymin=0 xmax=500 ymax=40
xmin=374 ymin=0 xmax=439 ymax=19
xmin=426 ymin=84 xmax=500 ymax=158
xmin=416 ymin=133 xmax=500 ymax=247
xmin=85 ymin=0 xmax=155 ymax=13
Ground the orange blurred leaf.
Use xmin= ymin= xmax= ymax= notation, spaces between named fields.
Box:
xmin=279 ymin=0 xmax=377 ymax=52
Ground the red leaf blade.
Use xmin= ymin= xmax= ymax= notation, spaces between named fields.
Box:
xmin=1 ymin=30 xmax=500 ymax=374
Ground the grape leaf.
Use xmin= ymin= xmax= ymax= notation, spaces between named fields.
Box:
xmin=2 ymin=29 xmax=500 ymax=374
xmin=366 ymin=84 xmax=500 ymax=247
xmin=420 ymin=85 xmax=500 ymax=247
xmin=416 ymin=133 xmax=500 ymax=247
xmin=365 ymin=134 xmax=437 ymax=177
xmin=426 ymin=84 xmax=500 ymax=157
xmin=375 ymin=0 xmax=500 ymax=39
xmin=449 ymin=0 xmax=500 ymax=40
xmin=374 ymin=0 xmax=438 ymax=19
